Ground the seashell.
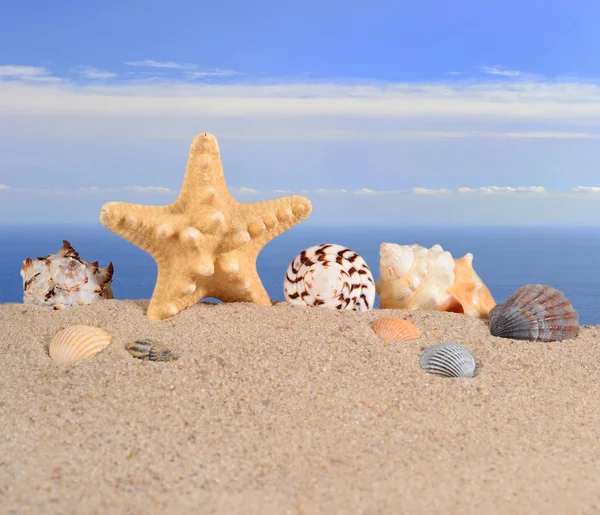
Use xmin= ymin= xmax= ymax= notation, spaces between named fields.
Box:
xmin=283 ymin=243 xmax=376 ymax=311
xmin=446 ymin=253 xmax=496 ymax=318
xmin=376 ymin=242 xmax=495 ymax=318
xmin=125 ymin=339 xmax=177 ymax=362
xmin=49 ymin=325 xmax=112 ymax=363
xmin=21 ymin=240 xmax=114 ymax=310
xmin=419 ymin=343 xmax=476 ymax=378
xmin=489 ymin=284 xmax=579 ymax=342
xmin=371 ymin=316 xmax=420 ymax=343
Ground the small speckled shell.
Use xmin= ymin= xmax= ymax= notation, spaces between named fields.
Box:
xmin=49 ymin=325 xmax=112 ymax=363
xmin=371 ymin=317 xmax=420 ymax=343
xmin=489 ymin=284 xmax=579 ymax=342
xmin=283 ymin=243 xmax=376 ymax=311
xmin=125 ymin=339 xmax=177 ymax=362
xmin=419 ymin=343 xmax=476 ymax=378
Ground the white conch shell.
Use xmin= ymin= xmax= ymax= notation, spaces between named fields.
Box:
xmin=21 ymin=240 xmax=114 ymax=310
xmin=376 ymin=242 xmax=495 ymax=318
xmin=377 ymin=243 xmax=455 ymax=311
xmin=48 ymin=325 xmax=112 ymax=363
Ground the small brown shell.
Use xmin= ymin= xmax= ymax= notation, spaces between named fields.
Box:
xmin=371 ymin=316 xmax=420 ymax=343
xmin=49 ymin=325 xmax=112 ymax=363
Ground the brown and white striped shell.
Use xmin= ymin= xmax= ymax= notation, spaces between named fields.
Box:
xmin=283 ymin=243 xmax=376 ymax=311
xmin=48 ymin=325 xmax=112 ymax=363
xmin=371 ymin=317 xmax=420 ymax=343
xmin=489 ymin=284 xmax=579 ymax=342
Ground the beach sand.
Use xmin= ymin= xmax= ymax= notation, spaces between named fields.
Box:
xmin=0 ymin=299 xmax=599 ymax=514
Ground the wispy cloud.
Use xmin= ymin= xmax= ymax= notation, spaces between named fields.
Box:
xmin=73 ymin=66 xmax=117 ymax=80
xmin=458 ymin=186 xmax=547 ymax=194
xmin=186 ymin=69 xmax=243 ymax=79
xmin=412 ymin=187 xmax=451 ymax=195
xmin=270 ymin=189 xmax=295 ymax=195
xmin=480 ymin=65 xmax=522 ymax=78
xmin=0 ymin=65 xmax=60 ymax=83
xmin=235 ymin=186 xmax=259 ymax=194
xmin=125 ymin=60 xmax=195 ymax=70
xmin=3 ymin=63 xmax=600 ymax=143
xmin=572 ymin=186 xmax=600 ymax=193
xmin=5 ymin=185 xmax=600 ymax=200
xmin=123 ymin=186 xmax=173 ymax=193
xmin=5 ymin=75 xmax=600 ymax=121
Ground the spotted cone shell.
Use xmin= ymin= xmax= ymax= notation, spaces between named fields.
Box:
xmin=284 ymin=243 xmax=376 ymax=311
xmin=489 ymin=284 xmax=579 ymax=342
xmin=420 ymin=343 xmax=476 ymax=378
xmin=371 ymin=317 xmax=420 ymax=343
xmin=49 ymin=325 xmax=112 ymax=363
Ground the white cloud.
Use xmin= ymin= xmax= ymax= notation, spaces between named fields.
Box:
xmin=123 ymin=186 xmax=172 ymax=193
xmin=186 ymin=69 xmax=242 ymax=79
xmin=6 ymin=185 xmax=600 ymax=200
xmin=354 ymin=188 xmax=377 ymax=195
xmin=5 ymin=74 xmax=600 ymax=122
xmin=572 ymin=186 xmax=600 ymax=193
xmin=4 ymin=64 xmax=600 ymax=144
xmin=412 ymin=187 xmax=451 ymax=195
xmin=236 ymin=186 xmax=259 ymax=194
xmin=271 ymin=189 xmax=295 ymax=194
xmin=480 ymin=66 xmax=522 ymax=78
xmin=73 ymin=66 xmax=117 ymax=80
xmin=0 ymin=65 xmax=60 ymax=83
xmin=458 ymin=186 xmax=547 ymax=194
xmin=125 ymin=60 xmax=195 ymax=70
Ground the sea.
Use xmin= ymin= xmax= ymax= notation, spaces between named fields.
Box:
xmin=1 ymin=224 xmax=599 ymax=325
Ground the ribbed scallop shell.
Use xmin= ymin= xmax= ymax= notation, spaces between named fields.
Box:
xmin=125 ymin=339 xmax=177 ymax=362
xmin=419 ymin=343 xmax=476 ymax=378
xmin=489 ymin=284 xmax=579 ymax=342
xmin=371 ymin=317 xmax=420 ymax=343
xmin=49 ymin=325 xmax=112 ymax=363
xmin=283 ymin=243 xmax=376 ymax=311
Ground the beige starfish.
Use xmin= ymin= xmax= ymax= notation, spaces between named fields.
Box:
xmin=99 ymin=132 xmax=312 ymax=320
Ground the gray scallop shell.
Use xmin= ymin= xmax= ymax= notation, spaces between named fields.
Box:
xmin=488 ymin=284 xmax=579 ymax=342
xmin=419 ymin=343 xmax=476 ymax=378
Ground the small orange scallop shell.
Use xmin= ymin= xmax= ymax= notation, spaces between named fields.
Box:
xmin=49 ymin=325 xmax=112 ymax=363
xmin=371 ymin=317 xmax=420 ymax=343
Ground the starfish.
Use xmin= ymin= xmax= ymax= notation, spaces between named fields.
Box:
xmin=99 ymin=132 xmax=312 ymax=320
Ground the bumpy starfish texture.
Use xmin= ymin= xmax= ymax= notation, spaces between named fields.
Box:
xmin=99 ymin=132 xmax=312 ymax=320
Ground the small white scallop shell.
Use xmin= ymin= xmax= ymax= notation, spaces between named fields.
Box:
xmin=283 ymin=243 xmax=376 ymax=311
xmin=419 ymin=343 xmax=476 ymax=378
xmin=48 ymin=325 xmax=112 ymax=363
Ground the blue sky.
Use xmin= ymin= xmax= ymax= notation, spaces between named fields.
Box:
xmin=2 ymin=0 xmax=600 ymax=224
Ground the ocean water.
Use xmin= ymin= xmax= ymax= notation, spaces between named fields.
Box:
xmin=1 ymin=224 xmax=599 ymax=325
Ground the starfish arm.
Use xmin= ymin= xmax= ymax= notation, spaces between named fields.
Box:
xmin=223 ymin=195 xmax=312 ymax=252
xmin=146 ymin=259 xmax=209 ymax=320
xmin=100 ymin=201 xmax=184 ymax=260
xmin=175 ymin=132 xmax=233 ymax=208
xmin=211 ymin=263 xmax=272 ymax=305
